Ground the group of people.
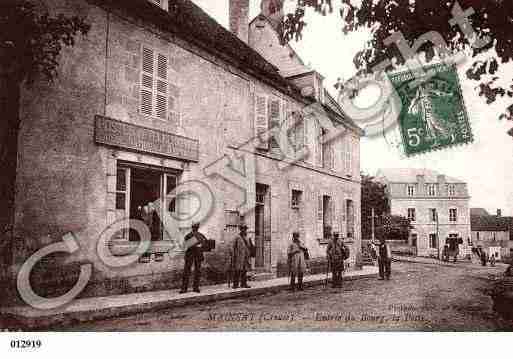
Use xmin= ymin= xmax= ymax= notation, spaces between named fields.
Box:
xmin=180 ymin=222 xmax=254 ymax=293
xmin=179 ymin=222 xmax=394 ymax=294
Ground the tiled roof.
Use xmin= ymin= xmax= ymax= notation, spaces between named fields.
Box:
xmin=470 ymin=208 xmax=490 ymax=217
xmin=376 ymin=168 xmax=464 ymax=183
xmin=471 ymin=215 xmax=513 ymax=232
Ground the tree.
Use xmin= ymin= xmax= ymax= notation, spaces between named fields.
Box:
xmin=282 ymin=0 xmax=513 ymax=121
xmin=360 ymin=174 xmax=412 ymax=241
xmin=360 ymin=173 xmax=388 ymax=240
xmin=0 ymin=1 xmax=89 ymax=253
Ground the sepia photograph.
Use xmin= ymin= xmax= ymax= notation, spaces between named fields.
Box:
xmin=1 ymin=0 xmax=513 ymax=347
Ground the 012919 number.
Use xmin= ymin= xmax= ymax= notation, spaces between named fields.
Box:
xmin=10 ymin=340 xmax=42 ymax=349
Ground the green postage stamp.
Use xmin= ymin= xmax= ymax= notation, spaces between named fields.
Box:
xmin=388 ymin=63 xmax=473 ymax=156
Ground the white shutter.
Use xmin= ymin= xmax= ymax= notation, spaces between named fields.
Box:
xmin=317 ymin=194 xmax=323 ymax=239
xmin=141 ymin=46 xmax=154 ymax=116
xmin=269 ymin=99 xmax=281 ymax=151
xmin=156 ymin=53 xmax=168 ymax=120
xmin=316 ymin=124 xmax=323 ymax=166
xmin=255 ymin=94 xmax=269 ymax=150
xmin=140 ymin=46 xmax=168 ymax=120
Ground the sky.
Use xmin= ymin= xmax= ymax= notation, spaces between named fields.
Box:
xmin=191 ymin=0 xmax=513 ymax=216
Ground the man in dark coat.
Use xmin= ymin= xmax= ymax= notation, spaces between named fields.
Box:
xmin=180 ymin=222 xmax=207 ymax=293
xmin=377 ymin=238 xmax=392 ymax=280
xmin=327 ymin=233 xmax=344 ymax=288
xmin=231 ymin=224 xmax=252 ymax=289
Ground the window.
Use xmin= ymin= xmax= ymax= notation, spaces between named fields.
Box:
xmin=407 ymin=185 xmax=415 ymax=197
xmin=430 ymin=208 xmax=437 ymax=222
xmin=429 ymin=234 xmax=437 ymax=249
xmin=407 ymin=208 xmax=416 ymax=222
xmin=346 ymin=199 xmax=355 ymax=239
xmin=291 ymin=190 xmax=302 ymax=209
xmin=447 ymin=184 xmax=456 ymax=197
xmin=426 ymin=184 xmax=436 ymax=196
xmin=323 ymin=195 xmax=334 ymax=239
xmin=411 ymin=233 xmax=418 ymax=247
xmin=449 ymin=208 xmax=457 ymax=222
xmin=476 ymin=232 xmax=480 ymax=240
xmin=140 ymin=46 xmax=168 ymax=120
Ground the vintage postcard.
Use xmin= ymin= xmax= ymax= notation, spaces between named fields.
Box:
xmin=1 ymin=0 xmax=513 ymax=347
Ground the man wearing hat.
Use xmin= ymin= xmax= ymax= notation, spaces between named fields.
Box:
xmin=287 ymin=232 xmax=307 ymax=291
xmin=231 ymin=223 xmax=252 ymax=289
xmin=180 ymin=222 xmax=207 ymax=293
xmin=327 ymin=232 xmax=344 ymax=288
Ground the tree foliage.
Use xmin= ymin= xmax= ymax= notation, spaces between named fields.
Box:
xmin=361 ymin=174 xmax=412 ymax=241
xmin=282 ymin=0 xmax=513 ymax=120
xmin=0 ymin=0 xmax=90 ymax=83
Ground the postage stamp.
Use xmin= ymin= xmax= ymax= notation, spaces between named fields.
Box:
xmin=388 ymin=63 xmax=474 ymax=156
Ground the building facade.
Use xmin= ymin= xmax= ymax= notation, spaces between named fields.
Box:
xmin=377 ymin=169 xmax=471 ymax=258
xmin=470 ymin=209 xmax=513 ymax=260
xmin=6 ymin=0 xmax=362 ymax=299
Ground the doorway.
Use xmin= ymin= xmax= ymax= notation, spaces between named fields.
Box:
xmin=255 ymin=183 xmax=271 ymax=269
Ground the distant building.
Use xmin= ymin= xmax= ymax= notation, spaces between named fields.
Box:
xmin=471 ymin=209 xmax=513 ymax=260
xmin=377 ymin=168 xmax=471 ymax=258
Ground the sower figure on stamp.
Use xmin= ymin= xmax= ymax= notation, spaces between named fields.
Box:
xmin=327 ymin=233 xmax=344 ymax=288
xmin=287 ymin=232 xmax=307 ymax=292
xmin=377 ymin=237 xmax=392 ymax=280
xmin=232 ymin=224 xmax=252 ymax=289
xmin=180 ymin=222 xmax=207 ymax=294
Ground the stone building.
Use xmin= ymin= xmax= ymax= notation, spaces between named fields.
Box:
xmin=7 ymin=0 xmax=362 ymax=299
xmin=377 ymin=169 xmax=471 ymax=258
xmin=470 ymin=208 xmax=513 ymax=260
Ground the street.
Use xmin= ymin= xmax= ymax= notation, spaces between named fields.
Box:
xmin=59 ymin=261 xmax=513 ymax=331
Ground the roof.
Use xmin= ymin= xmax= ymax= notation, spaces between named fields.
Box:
xmin=471 ymin=215 xmax=513 ymax=232
xmin=376 ymin=168 xmax=464 ymax=184
xmin=471 ymin=208 xmax=490 ymax=217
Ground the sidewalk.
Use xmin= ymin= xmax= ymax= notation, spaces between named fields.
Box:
xmin=393 ymin=255 xmax=508 ymax=268
xmin=0 ymin=266 xmax=378 ymax=330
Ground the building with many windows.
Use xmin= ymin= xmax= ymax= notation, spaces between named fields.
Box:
xmin=5 ymin=0 xmax=362 ymax=299
xmin=377 ymin=169 xmax=471 ymax=258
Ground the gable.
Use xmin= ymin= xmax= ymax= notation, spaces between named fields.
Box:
xmin=249 ymin=15 xmax=310 ymax=78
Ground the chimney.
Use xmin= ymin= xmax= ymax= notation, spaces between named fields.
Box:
xmin=229 ymin=0 xmax=250 ymax=43
xmin=261 ymin=0 xmax=284 ymax=30
xmin=497 ymin=209 xmax=502 ymax=217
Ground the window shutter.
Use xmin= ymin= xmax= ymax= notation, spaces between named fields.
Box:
xmin=156 ymin=53 xmax=168 ymax=120
xmin=317 ymin=194 xmax=324 ymax=239
xmin=141 ymin=46 xmax=154 ymax=117
xmin=345 ymin=137 xmax=352 ymax=175
xmin=316 ymin=124 xmax=323 ymax=166
xmin=255 ymin=94 xmax=269 ymax=150
xmin=317 ymin=195 xmax=323 ymax=221
xmin=269 ymin=99 xmax=281 ymax=151
xmin=141 ymin=47 xmax=168 ymax=120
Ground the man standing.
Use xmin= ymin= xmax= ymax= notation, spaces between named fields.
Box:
xmin=287 ymin=232 xmax=307 ymax=291
xmin=232 ymin=224 xmax=252 ymax=289
xmin=327 ymin=233 xmax=344 ymax=288
xmin=377 ymin=238 xmax=392 ymax=280
xmin=179 ymin=222 xmax=207 ymax=294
